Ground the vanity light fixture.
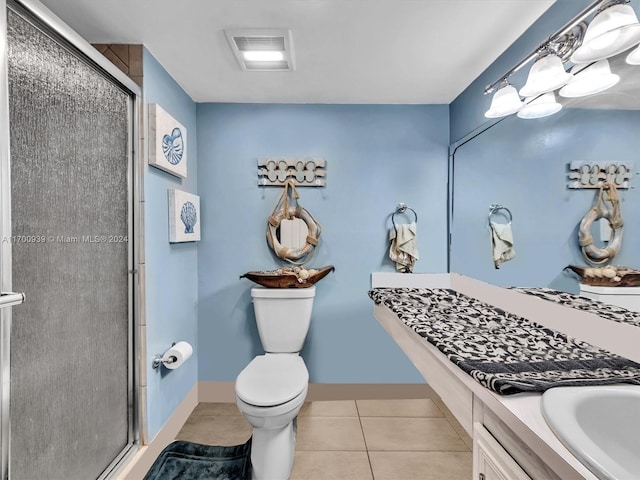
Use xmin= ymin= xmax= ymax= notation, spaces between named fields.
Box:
xmin=625 ymin=41 xmax=640 ymax=63
xmin=517 ymin=92 xmax=563 ymax=119
xmin=225 ymin=28 xmax=295 ymax=71
xmin=484 ymin=82 xmax=523 ymax=118
xmin=519 ymin=51 xmax=572 ymax=97
xmin=559 ymin=59 xmax=620 ymax=97
xmin=484 ymin=0 xmax=640 ymax=120
xmin=570 ymin=1 xmax=640 ymax=64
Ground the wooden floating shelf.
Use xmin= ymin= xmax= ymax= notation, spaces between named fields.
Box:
xmin=240 ymin=265 xmax=335 ymax=288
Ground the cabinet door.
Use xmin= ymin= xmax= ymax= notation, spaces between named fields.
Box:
xmin=473 ymin=423 xmax=532 ymax=480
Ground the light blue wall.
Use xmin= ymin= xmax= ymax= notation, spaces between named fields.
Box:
xmin=197 ymin=104 xmax=449 ymax=384
xmin=143 ymin=49 xmax=198 ymax=439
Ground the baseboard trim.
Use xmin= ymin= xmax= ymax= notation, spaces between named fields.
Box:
xmin=115 ymin=383 xmax=198 ymax=480
xmin=198 ymin=381 xmax=237 ymax=402
xmin=198 ymin=381 xmax=436 ymax=402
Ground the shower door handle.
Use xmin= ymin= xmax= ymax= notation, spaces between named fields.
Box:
xmin=0 ymin=292 xmax=25 ymax=309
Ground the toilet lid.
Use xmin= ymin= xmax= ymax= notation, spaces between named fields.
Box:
xmin=236 ymin=355 xmax=308 ymax=407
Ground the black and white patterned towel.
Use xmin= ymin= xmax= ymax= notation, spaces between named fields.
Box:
xmin=369 ymin=288 xmax=640 ymax=395
xmin=511 ymin=287 xmax=640 ymax=328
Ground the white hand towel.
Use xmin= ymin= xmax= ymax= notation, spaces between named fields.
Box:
xmin=490 ymin=222 xmax=515 ymax=269
xmin=389 ymin=222 xmax=419 ymax=272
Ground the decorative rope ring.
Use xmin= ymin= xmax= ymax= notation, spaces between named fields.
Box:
xmin=266 ymin=179 xmax=322 ymax=265
xmin=267 ymin=206 xmax=322 ymax=265
xmin=578 ymin=183 xmax=624 ymax=265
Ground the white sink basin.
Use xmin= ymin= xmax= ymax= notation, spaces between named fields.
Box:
xmin=542 ymin=385 xmax=640 ymax=480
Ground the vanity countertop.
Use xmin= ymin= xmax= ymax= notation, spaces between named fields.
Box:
xmin=371 ymin=272 xmax=640 ymax=480
xmin=374 ymin=302 xmax=598 ymax=479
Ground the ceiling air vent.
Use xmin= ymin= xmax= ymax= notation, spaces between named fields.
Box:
xmin=225 ymin=28 xmax=295 ymax=71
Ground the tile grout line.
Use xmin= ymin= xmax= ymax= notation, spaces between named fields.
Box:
xmin=184 ymin=401 xmax=471 ymax=477
xmin=354 ymin=400 xmax=376 ymax=480
xmin=431 ymin=397 xmax=472 ymax=451
xmin=434 ymin=406 xmax=472 ymax=452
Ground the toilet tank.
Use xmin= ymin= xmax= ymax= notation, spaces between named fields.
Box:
xmin=251 ymin=286 xmax=316 ymax=353
xmin=579 ymin=285 xmax=640 ymax=313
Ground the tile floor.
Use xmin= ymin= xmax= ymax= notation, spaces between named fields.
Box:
xmin=176 ymin=398 xmax=473 ymax=480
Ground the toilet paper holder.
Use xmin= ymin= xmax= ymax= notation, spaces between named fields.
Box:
xmin=152 ymin=343 xmax=177 ymax=369
xmin=152 ymin=341 xmax=193 ymax=370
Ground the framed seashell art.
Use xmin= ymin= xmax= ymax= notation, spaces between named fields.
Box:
xmin=168 ymin=189 xmax=200 ymax=243
xmin=149 ymin=104 xmax=187 ymax=178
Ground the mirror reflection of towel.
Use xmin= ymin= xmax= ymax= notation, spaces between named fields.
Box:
xmin=389 ymin=222 xmax=419 ymax=273
xmin=490 ymin=222 xmax=515 ymax=269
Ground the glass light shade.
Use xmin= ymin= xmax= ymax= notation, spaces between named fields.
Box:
xmin=519 ymin=54 xmax=572 ymax=97
xmin=571 ymin=3 xmax=640 ymax=63
xmin=517 ymin=92 xmax=562 ymax=119
xmin=626 ymin=42 xmax=640 ymax=64
xmin=484 ymin=85 xmax=523 ymax=118
xmin=559 ymin=59 xmax=620 ymax=97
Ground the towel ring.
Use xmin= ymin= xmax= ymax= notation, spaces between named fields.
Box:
xmin=392 ymin=203 xmax=418 ymax=233
xmin=488 ymin=204 xmax=512 ymax=225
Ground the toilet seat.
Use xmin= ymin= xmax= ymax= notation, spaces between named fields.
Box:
xmin=236 ymin=354 xmax=308 ymax=407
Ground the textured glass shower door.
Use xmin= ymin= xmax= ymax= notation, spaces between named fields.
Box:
xmin=4 ymin=4 xmax=136 ymax=479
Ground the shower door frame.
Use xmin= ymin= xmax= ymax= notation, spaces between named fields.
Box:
xmin=0 ymin=1 xmax=143 ymax=478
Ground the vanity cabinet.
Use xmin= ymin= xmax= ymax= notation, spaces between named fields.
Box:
xmin=473 ymin=423 xmax=531 ymax=480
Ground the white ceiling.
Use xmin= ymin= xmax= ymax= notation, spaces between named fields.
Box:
xmin=38 ymin=0 xmax=555 ymax=104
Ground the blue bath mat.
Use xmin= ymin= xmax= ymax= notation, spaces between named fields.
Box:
xmin=143 ymin=439 xmax=252 ymax=480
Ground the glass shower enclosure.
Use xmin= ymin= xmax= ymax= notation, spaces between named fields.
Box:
xmin=0 ymin=1 xmax=141 ymax=478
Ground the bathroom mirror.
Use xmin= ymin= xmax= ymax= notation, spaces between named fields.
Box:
xmin=588 ymin=218 xmax=612 ymax=252
xmin=449 ymin=52 xmax=640 ymax=293
xmin=278 ymin=217 xmax=309 ymax=250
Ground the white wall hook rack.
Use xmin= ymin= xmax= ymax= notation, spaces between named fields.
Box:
xmin=568 ymin=161 xmax=632 ymax=189
xmin=258 ymin=157 xmax=326 ymax=187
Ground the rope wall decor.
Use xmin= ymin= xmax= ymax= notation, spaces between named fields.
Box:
xmin=266 ymin=179 xmax=322 ymax=265
xmin=241 ymin=178 xmax=334 ymax=288
xmin=578 ymin=182 xmax=624 ymax=265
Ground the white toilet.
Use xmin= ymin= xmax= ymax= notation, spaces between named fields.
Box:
xmin=235 ymin=285 xmax=316 ymax=480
